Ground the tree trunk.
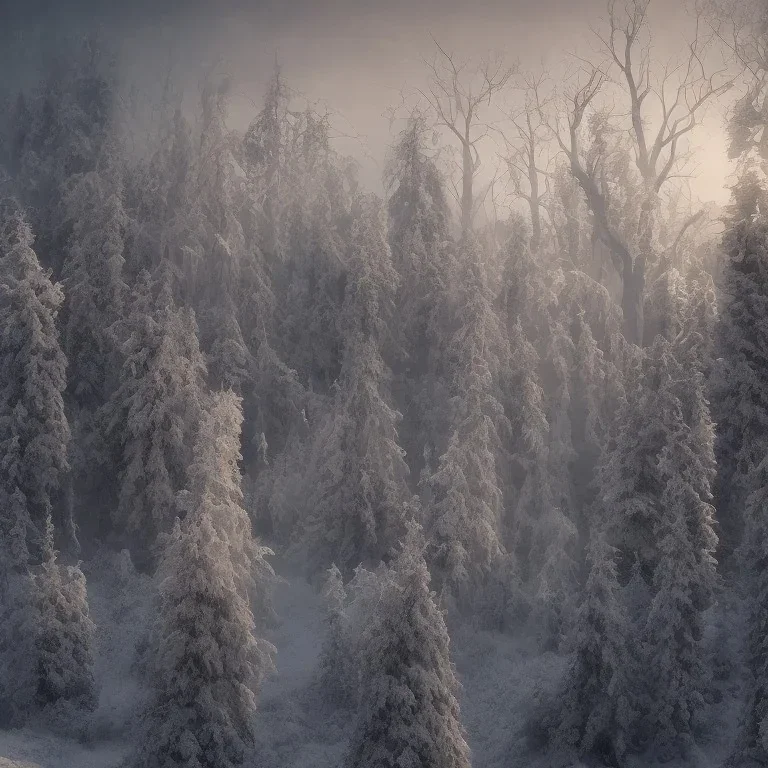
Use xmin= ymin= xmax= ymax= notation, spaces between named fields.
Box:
xmin=528 ymin=151 xmax=541 ymax=254
xmin=461 ymin=141 xmax=473 ymax=235
xmin=622 ymin=253 xmax=645 ymax=347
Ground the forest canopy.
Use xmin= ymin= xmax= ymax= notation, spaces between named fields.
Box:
xmin=1 ymin=0 xmax=768 ymax=767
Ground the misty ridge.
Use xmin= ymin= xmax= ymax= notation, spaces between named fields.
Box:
xmin=0 ymin=0 xmax=768 ymax=767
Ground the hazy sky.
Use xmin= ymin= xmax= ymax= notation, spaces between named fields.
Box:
xmin=1 ymin=0 xmax=737 ymax=205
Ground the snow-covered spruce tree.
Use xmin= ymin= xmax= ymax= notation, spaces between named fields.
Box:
xmin=60 ymin=144 xmax=128 ymax=410
xmin=497 ymin=215 xmax=554 ymax=352
xmin=301 ymin=194 xmax=410 ymax=576
xmin=316 ymin=563 xmax=355 ymax=708
xmin=0 ymin=200 xmax=70 ymax=560
xmin=501 ymin=317 xmax=548 ymax=578
xmin=0 ymin=513 xmax=96 ymax=725
xmin=642 ymin=452 xmax=716 ymax=760
xmin=273 ymin=108 xmax=352 ymax=390
xmin=739 ymin=444 xmax=768 ymax=763
xmin=385 ymin=115 xmax=453 ymax=469
xmin=28 ymin=516 xmax=97 ymax=715
xmin=250 ymin=333 xmax=306 ymax=463
xmin=568 ymin=314 xmax=608 ymax=552
xmin=552 ymin=531 xmax=633 ymax=767
xmin=241 ymin=64 xmax=290 ymax=265
xmin=386 ymin=115 xmax=450 ymax=287
xmin=103 ymin=269 xmax=207 ymax=562
xmin=714 ymin=34 xmax=768 ymax=762
xmin=596 ymin=312 xmax=717 ymax=756
xmin=527 ymin=322 xmax=579 ymax=646
xmin=422 ymin=236 xmax=510 ymax=614
xmin=424 ymin=422 xmax=503 ymax=613
xmin=715 ymin=166 xmax=768 ymax=558
xmin=123 ymin=102 xmax=195 ymax=283
xmin=346 ymin=521 xmax=472 ymax=768
xmin=182 ymin=389 xmax=276 ymax=625
xmin=134 ymin=391 xmax=275 ymax=768
xmin=12 ymin=36 xmax=116 ymax=276
xmin=60 ymin=158 xmax=129 ymax=532
xmin=714 ymin=51 xmax=768 ymax=556
xmin=724 ymin=167 xmax=768 ymax=765
xmin=189 ymin=78 xmax=273 ymax=394
xmin=638 ymin=286 xmax=718 ymax=758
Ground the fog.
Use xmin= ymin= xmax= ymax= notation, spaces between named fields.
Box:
xmin=1 ymin=0 xmax=735 ymax=205
xmin=1 ymin=1 xmax=767 ymax=767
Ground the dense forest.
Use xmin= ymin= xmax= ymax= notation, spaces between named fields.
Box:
xmin=0 ymin=0 xmax=767 ymax=766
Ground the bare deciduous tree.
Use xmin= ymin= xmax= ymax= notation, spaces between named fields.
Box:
xmin=419 ymin=39 xmax=515 ymax=235
xmin=503 ymin=71 xmax=555 ymax=254
xmin=552 ymin=0 xmax=734 ymax=345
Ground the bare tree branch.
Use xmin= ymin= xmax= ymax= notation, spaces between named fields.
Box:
xmin=418 ymin=38 xmax=516 ymax=234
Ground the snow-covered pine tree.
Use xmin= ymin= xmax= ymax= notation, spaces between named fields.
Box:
xmin=385 ymin=114 xmax=453 ymax=478
xmin=638 ymin=284 xmax=718 ymax=759
xmin=190 ymin=78 xmax=273 ymax=396
xmin=316 ymin=563 xmax=355 ymax=708
xmin=135 ymin=391 xmax=275 ymax=768
xmin=528 ymin=322 xmax=579 ymax=647
xmin=61 ymin=141 xmax=128 ymax=410
xmin=345 ymin=521 xmax=472 ymax=768
xmin=501 ymin=317 xmax=549 ymax=582
xmin=103 ymin=269 xmax=207 ymax=562
xmin=643 ymin=456 xmax=715 ymax=760
xmin=423 ymin=236 xmax=509 ymax=614
xmin=28 ymin=516 xmax=97 ymax=714
xmin=0 ymin=514 xmax=96 ymax=725
xmin=273 ymin=107 xmax=352 ymax=390
xmin=301 ymin=194 xmax=410 ymax=576
xmin=715 ymin=165 xmax=768 ymax=558
xmin=552 ymin=532 xmax=633 ymax=767
xmin=0 ymin=200 xmax=70 ymax=560
xmin=241 ymin=64 xmax=292 ymax=267
xmin=568 ymin=314 xmax=607 ymax=553
xmin=12 ymin=36 xmax=116 ymax=276
xmin=595 ymin=292 xmax=718 ymax=757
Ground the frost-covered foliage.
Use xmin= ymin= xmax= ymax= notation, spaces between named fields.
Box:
xmin=103 ymin=270 xmax=207 ymax=559
xmin=270 ymin=107 xmax=354 ymax=390
xmin=720 ymin=99 xmax=768 ymax=763
xmin=592 ymin=284 xmax=718 ymax=759
xmin=190 ymin=79 xmax=273 ymax=396
xmin=0 ymin=518 xmax=96 ymax=726
xmin=424 ymin=238 xmax=508 ymax=611
xmin=552 ymin=532 xmax=632 ymax=766
xmin=300 ymin=196 xmax=411 ymax=575
xmin=28 ymin=519 xmax=97 ymax=715
xmin=134 ymin=392 xmax=275 ymax=768
xmin=7 ymin=36 xmax=116 ymax=275
xmin=0 ymin=201 xmax=70 ymax=565
xmin=715 ymin=169 xmax=768 ymax=557
xmin=385 ymin=115 xmax=453 ymax=476
xmin=61 ymin=156 xmax=127 ymax=409
xmin=0 ymin=26 xmax=757 ymax=768
xmin=346 ymin=522 xmax=472 ymax=768
xmin=316 ymin=564 xmax=356 ymax=708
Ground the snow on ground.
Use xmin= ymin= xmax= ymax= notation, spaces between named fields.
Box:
xmin=0 ymin=550 xmax=151 ymax=768
xmin=0 ymin=553 xmax=752 ymax=768
xmin=254 ymin=571 xmax=350 ymax=768
xmin=0 ymin=727 xmax=124 ymax=768
xmin=453 ymin=624 xmax=566 ymax=768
